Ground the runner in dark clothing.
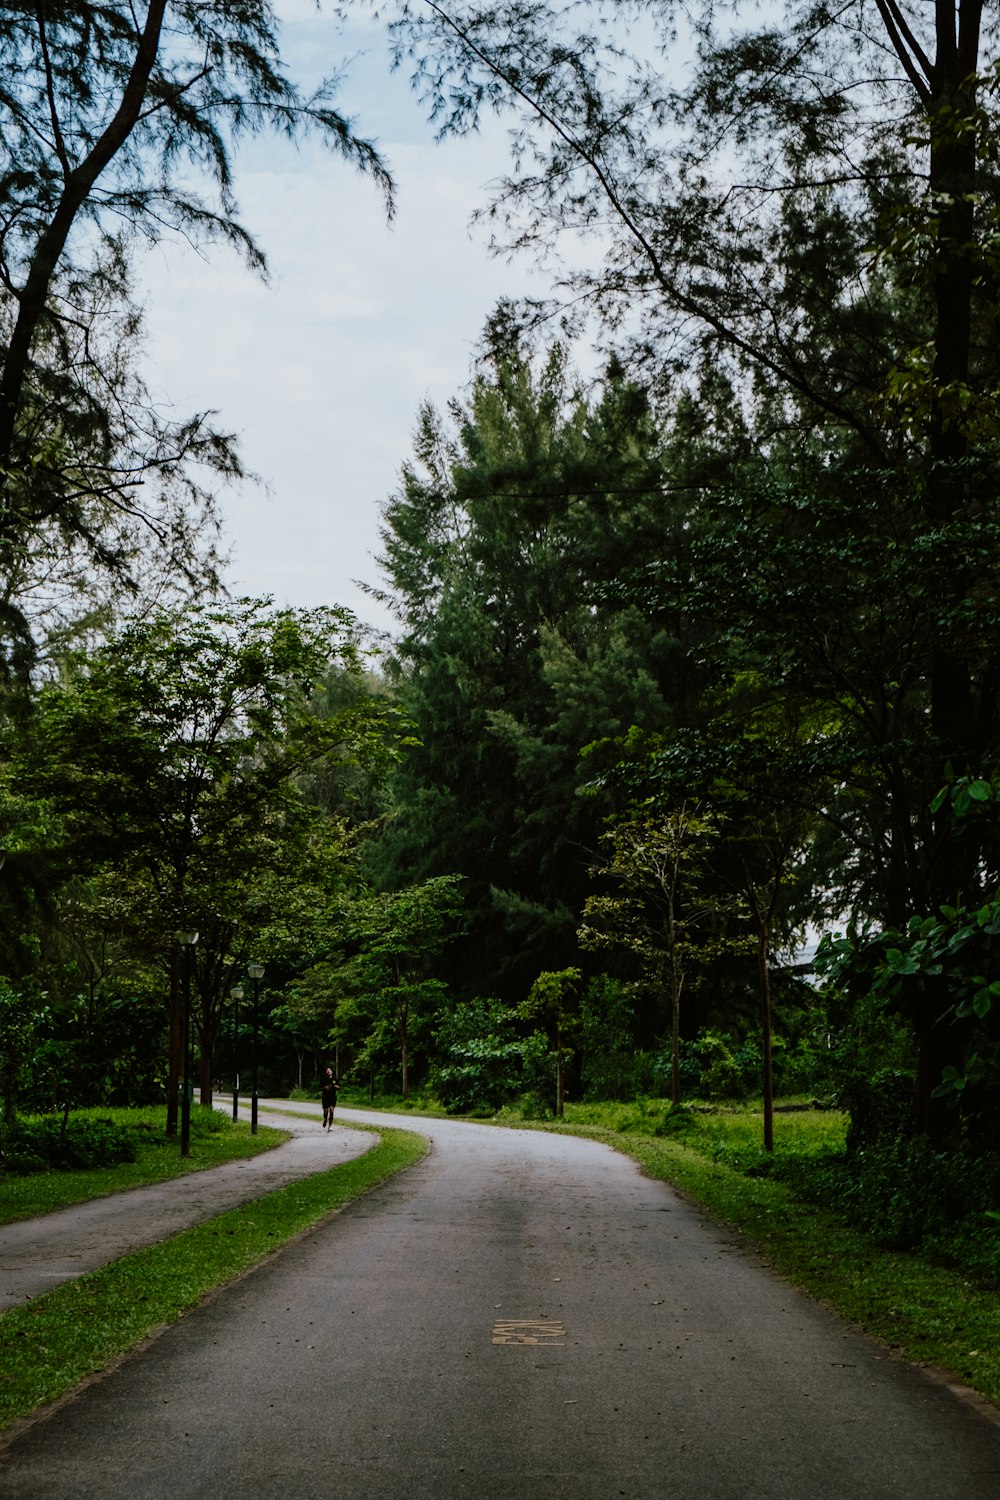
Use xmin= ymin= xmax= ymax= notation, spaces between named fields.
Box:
xmin=321 ymin=1068 xmax=339 ymax=1131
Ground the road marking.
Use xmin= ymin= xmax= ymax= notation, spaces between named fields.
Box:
xmin=492 ymin=1319 xmax=566 ymax=1346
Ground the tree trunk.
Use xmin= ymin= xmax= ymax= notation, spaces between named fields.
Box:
xmin=556 ymin=1023 xmax=565 ymax=1118
xmin=668 ymin=948 xmax=683 ymax=1107
xmin=911 ymin=4 xmax=984 ymax=1142
xmin=758 ymin=927 xmax=774 ymax=1154
xmin=166 ymin=947 xmax=181 ymax=1138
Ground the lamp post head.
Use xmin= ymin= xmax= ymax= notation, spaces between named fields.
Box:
xmin=230 ymin=986 xmax=244 ymax=1001
xmin=177 ymin=929 xmax=199 ymax=947
xmin=248 ymin=963 xmax=264 ymax=979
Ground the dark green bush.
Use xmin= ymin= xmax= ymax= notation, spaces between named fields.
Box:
xmin=669 ymin=1028 xmax=832 ymax=1102
xmin=3 ymin=1115 xmax=138 ymax=1173
xmin=653 ymin=1104 xmax=698 ymax=1137
xmin=432 ymin=999 xmax=558 ymax=1116
xmin=579 ymin=980 xmax=658 ymax=1101
xmin=777 ymin=1136 xmax=1000 ymax=1284
xmin=671 ymin=1030 xmax=758 ymax=1099
xmin=433 ymin=1038 xmax=527 ymax=1114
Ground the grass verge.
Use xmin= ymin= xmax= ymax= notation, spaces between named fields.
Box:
xmin=0 ymin=1106 xmax=287 ymax=1227
xmin=0 ymin=1126 xmax=426 ymax=1432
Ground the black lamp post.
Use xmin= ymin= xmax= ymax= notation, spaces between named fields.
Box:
xmin=177 ymin=929 xmax=199 ymax=1157
xmin=248 ymin=962 xmax=264 ymax=1135
xmin=230 ymin=985 xmax=243 ymax=1122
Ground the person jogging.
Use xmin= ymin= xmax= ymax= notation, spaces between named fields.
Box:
xmin=321 ymin=1067 xmax=339 ymax=1130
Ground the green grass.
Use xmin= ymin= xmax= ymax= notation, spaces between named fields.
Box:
xmin=0 ymin=1106 xmax=287 ymax=1226
xmin=0 ymin=1126 xmax=426 ymax=1431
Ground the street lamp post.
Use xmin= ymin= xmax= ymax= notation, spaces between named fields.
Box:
xmin=230 ymin=985 xmax=244 ymax=1122
xmin=177 ymin=929 xmax=199 ymax=1157
xmin=248 ymin=963 xmax=264 ymax=1135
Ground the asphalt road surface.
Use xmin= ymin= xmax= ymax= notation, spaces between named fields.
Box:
xmin=1 ymin=1106 xmax=998 ymax=1499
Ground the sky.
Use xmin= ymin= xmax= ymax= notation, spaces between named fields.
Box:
xmin=138 ymin=5 xmax=545 ymax=638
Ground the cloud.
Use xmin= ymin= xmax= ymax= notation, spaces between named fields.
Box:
xmin=138 ymin=23 xmax=539 ymax=636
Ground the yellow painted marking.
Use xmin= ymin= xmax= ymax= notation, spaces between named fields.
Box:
xmin=492 ymin=1319 xmax=566 ymax=1346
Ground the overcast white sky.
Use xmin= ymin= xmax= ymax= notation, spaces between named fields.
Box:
xmin=139 ymin=5 xmax=544 ymax=637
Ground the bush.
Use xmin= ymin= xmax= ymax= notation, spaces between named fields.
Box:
xmin=653 ymin=1104 xmax=698 ymax=1137
xmin=3 ymin=1115 xmax=138 ymax=1173
xmin=779 ymin=1135 xmax=1000 ymax=1283
xmin=433 ymin=1038 xmax=527 ymax=1114
xmin=837 ymin=1066 xmax=914 ymax=1152
xmin=671 ymin=1030 xmax=758 ymax=1100
xmin=432 ymin=998 xmax=554 ymax=1115
xmin=579 ymin=980 xmax=656 ymax=1101
xmin=670 ymin=1028 xmax=832 ymax=1102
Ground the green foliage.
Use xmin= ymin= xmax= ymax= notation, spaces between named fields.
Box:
xmin=675 ymin=1030 xmax=758 ymax=1101
xmin=385 ymin=0 xmax=1000 ymax=1167
xmin=431 ymin=996 xmax=553 ymax=1114
xmin=3 ymin=1115 xmax=138 ymax=1174
xmin=9 ymin=598 xmax=406 ymax=1100
xmin=816 ymin=766 xmax=1000 ymax=1149
xmin=0 ymin=985 xmax=41 ymax=1125
xmin=0 ymin=1 xmax=392 ymax=657
xmin=0 ymin=1107 xmax=285 ymax=1226
xmin=578 ymin=977 xmax=653 ymax=1100
xmin=335 ymin=876 xmax=465 ymax=1095
xmin=371 ymin=320 xmax=680 ymax=997
xmin=787 ymin=1138 xmax=1000 ymax=1284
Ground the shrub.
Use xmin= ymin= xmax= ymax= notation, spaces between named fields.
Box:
xmin=3 ymin=1115 xmax=138 ymax=1173
xmin=433 ymin=1038 xmax=527 ymax=1114
xmin=777 ymin=1134 xmax=1000 ymax=1283
xmin=432 ymin=999 xmax=558 ymax=1115
xmin=671 ymin=1030 xmax=756 ymax=1100
xmin=579 ymin=979 xmax=654 ymax=1100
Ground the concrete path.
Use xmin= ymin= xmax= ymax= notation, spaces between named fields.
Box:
xmin=0 ymin=1101 xmax=373 ymax=1306
xmin=1 ymin=1105 xmax=998 ymax=1499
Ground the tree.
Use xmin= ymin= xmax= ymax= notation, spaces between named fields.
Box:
xmin=371 ymin=315 xmax=682 ymax=997
xmin=382 ymin=2 xmax=1000 ymax=1138
xmin=0 ymin=1 xmax=392 ymax=668
xmin=387 ymin=0 xmax=1000 ymax=895
xmin=16 ymin=597 xmax=405 ymax=1127
xmin=390 ymin=0 xmax=997 ymax=449
xmin=520 ymin=966 xmax=582 ymax=1117
xmin=580 ymin=804 xmax=720 ymax=1107
xmin=649 ymin=460 xmax=1000 ymax=1140
xmin=336 ymin=875 xmax=465 ymax=1097
xmin=591 ymin=685 xmax=821 ymax=1144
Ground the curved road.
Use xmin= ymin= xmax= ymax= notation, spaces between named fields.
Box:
xmin=1 ymin=1106 xmax=998 ymax=1498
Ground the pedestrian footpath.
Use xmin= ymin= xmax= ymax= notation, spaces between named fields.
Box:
xmin=0 ymin=1102 xmax=374 ymax=1308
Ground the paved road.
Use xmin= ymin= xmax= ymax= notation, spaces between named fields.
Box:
xmin=0 ymin=1102 xmax=372 ymax=1306
xmin=1 ymin=1106 xmax=999 ymax=1499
